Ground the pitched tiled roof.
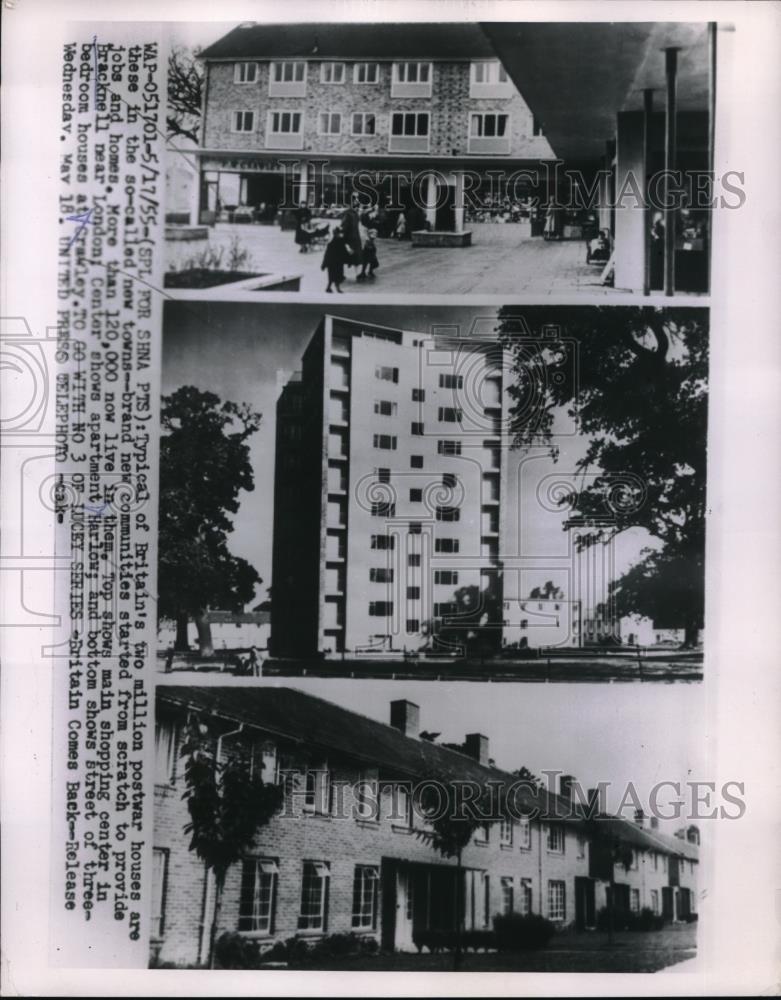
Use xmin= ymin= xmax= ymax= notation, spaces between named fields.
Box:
xmin=200 ymin=22 xmax=497 ymax=61
xmin=157 ymin=684 xmax=698 ymax=860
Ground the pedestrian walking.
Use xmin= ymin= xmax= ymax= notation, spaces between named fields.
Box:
xmin=359 ymin=229 xmax=380 ymax=280
xmin=322 ymin=226 xmax=351 ymax=292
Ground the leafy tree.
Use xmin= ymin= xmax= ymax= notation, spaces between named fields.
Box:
xmin=428 ymin=584 xmax=503 ymax=658
xmin=168 ymin=45 xmax=204 ymax=143
xmin=158 ymin=386 xmax=262 ymax=655
xmin=498 ymin=306 xmax=708 ymax=646
xmin=181 ymin=715 xmax=284 ymax=967
xmin=414 ymin=775 xmax=504 ymax=968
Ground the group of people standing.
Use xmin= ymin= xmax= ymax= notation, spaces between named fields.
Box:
xmin=318 ymin=198 xmax=381 ymax=293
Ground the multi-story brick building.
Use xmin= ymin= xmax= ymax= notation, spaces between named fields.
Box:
xmin=271 ymin=314 xmax=510 ymax=657
xmin=194 ymin=23 xmax=553 ymax=229
xmin=151 ymin=686 xmax=698 ymax=965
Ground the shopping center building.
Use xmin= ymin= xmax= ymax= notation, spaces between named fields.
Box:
xmin=193 ymin=22 xmax=554 ymax=235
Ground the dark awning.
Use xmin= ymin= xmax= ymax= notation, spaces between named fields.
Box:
xmin=481 ymin=22 xmax=710 ymax=163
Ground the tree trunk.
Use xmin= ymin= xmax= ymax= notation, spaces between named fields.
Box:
xmin=454 ymin=851 xmax=463 ymax=971
xmin=195 ymin=613 xmax=214 ymax=659
xmin=175 ymin=614 xmax=190 ymax=651
xmin=208 ymin=872 xmax=224 ymax=969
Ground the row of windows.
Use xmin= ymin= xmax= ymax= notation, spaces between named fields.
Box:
xmin=374 ymin=469 xmax=458 ymax=488
xmin=374 ymin=436 xmax=466 ymax=454
xmin=233 ymin=59 xmax=509 ymax=88
xmin=370 ymin=535 xmax=461 ymax=553
xmin=369 ymin=568 xmax=460 ymax=584
xmin=232 ymin=109 xmax=510 ymax=138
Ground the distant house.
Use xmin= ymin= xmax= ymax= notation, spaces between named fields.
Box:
xmin=152 ymin=686 xmax=698 ymax=964
xmin=157 ymin=610 xmax=270 ymax=651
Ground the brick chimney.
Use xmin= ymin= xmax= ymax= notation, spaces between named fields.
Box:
xmin=390 ymin=700 xmax=420 ymax=738
xmin=634 ymin=808 xmax=645 ymax=828
xmin=587 ymin=786 xmax=604 ymax=815
xmin=559 ymin=774 xmax=576 ymax=801
xmin=463 ymin=733 xmax=489 ymax=765
xmin=650 ymin=816 xmax=659 ymax=831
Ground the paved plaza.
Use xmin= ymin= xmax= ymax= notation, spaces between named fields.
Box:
xmin=166 ymin=220 xmax=627 ymax=297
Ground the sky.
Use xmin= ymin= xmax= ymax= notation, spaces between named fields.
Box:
xmin=161 ymin=301 xmax=657 ymax=606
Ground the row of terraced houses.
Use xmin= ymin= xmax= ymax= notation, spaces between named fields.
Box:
xmin=152 ymin=686 xmax=699 ymax=965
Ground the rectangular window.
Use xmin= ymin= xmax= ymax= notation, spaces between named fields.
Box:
xmin=369 ymin=601 xmax=393 ymax=616
xmin=369 ymin=567 xmax=393 ymax=583
xmin=272 ymin=61 xmax=306 ymax=83
xmin=406 ymin=586 xmax=420 ymax=599
xmin=438 ymin=440 xmax=462 ymax=455
xmin=406 ymin=618 xmax=420 ymax=632
xmin=355 ymin=771 xmax=379 ymax=822
xmin=320 ymin=62 xmax=345 ymax=84
xmin=501 ymin=877 xmax=514 ymax=915
xmin=351 ymin=112 xmax=376 ymax=135
xmin=373 ymin=434 xmax=397 ymax=450
xmin=239 ymin=857 xmax=278 ymax=934
xmin=409 ymin=489 xmax=423 ymax=503
xmin=577 ymin=835 xmax=586 ymax=859
xmin=630 ymin=849 xmax=639 ymax=870
xmin=471 ymin=60 xmax=510 ymax=85
xmin=650 ymin=889 xmax=660 ymax=914
xmin=412 ymin=388 xmax=425 ymax=402
xmin=499 ymin=818 xmax=513 ymax=847
xmin=547 ymin=879 xmax=566 ymax=922
xmin=377 ymin=467 xmax=391 ymax=483
xmin=408 ymin=554 xmax=421 ymax=567
xmin=374 ymin=399 xmax=397 ymax=416
xmin=390 ymin=112 xmax=429 ymax=136
xmin=435 ymin=538 xmax=460 ymax=553
xmin=232 ymin=110 xmax=255 ymax=132
xmin=436 ymin=506 xmax=460 ymax=522
xmin=474 ymin=823 xmax=489 ymax=844
xmin=470 ymin=113 xmax=509 ymax=138
xmin=439 ymin=374 xmax=464 ymax=389
xmin=353 ymin=62 xmax=379 ymax=84
xmin=438 ymin=406 xmax=463 ymax=423
xmin=298 ymin=861 xmax=329 ymax=930
xmin=546 ymin=824 xmax=565 ymax=854
xmin=434 ymin=570 xmax=459 ymax=585
xmin=434 ymin=601 xmax=457 ymax=617
xmin=409 ymin=522 xmax=422 ymax=535
xmin=518 ymin=815 xmax=531 ymax=849
xmin=394 ymin=61 xmax=431 ymax=83
xmin=520 ymin=878 xmax=533 ymax=915
xmin=410 ymin=455 xmax=424 ymax=468
xmin=630 ymin=888 xmax=640 ymax=913
xmin=319 ymin=112 xmax=342 ymax=135
xmin=442 ymin=472 xmax=458 ymax=488
xmin=269 ymin=110 xmax=303 ymax=134
xmin=370 ymin=501 xmax=395 ymax=517
xmin=155 ymin=723 xmax=176 ymax=785
xmin=375 ymin=365 xmax=399 ymax=383
xmin=371 ymin=534 xmax=395 ymax=550
xmin=151 ymin=848 xmax=168 ymax=939
xmin=411 ymin=422 xmax=424 ymax=436
xmin=304 ymin=764 xmax=331 ymax=815
xmin=351 ymin=865 xmax=379 ymax=930
xmin=234 ymin=62 xmax=258 ymax=84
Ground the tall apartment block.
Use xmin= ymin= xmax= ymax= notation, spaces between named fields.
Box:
xmin=271 ymin=316 xmax=509 ymax=656
xmin=194 ymin=22 xmax=553 ymax=229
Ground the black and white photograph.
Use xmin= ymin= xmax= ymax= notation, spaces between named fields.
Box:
xmin=158 ymin=301 xmax=707 ymax=683
xmin=3 ymin=2 xmax=781 ymax=996
xmin=164 ymin=21 xmax=719 ymax=298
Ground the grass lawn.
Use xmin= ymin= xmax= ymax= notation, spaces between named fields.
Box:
xmin=289 ymin=926 xmax=697 ymax=974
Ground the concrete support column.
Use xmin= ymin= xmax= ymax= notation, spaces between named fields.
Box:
xmin=424 ymin=173 xmax=438 ymax=229
xmin=664 ymin=47 xmax=679 ymax=296
xmin=295 ymin=161 xmax=310 ymax=205
xmin=642 ymin=89 xmax=654 ymax=296
xmin=614 ymin=111 xmax=646 ymax=293
xmin=189 ymin=163 xmax=202 ymax=226
xmin=453 ymin=171 xmax=465 ymax=233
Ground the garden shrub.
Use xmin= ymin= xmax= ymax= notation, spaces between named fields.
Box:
xmin=493 ymin=912 xmax=556 ymax=951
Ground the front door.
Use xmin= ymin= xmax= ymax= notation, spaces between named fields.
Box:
xmin=395 ymin=867 xmax=415 ymax=951
xmin=435 ymin=183 xmax=456 ymax=231
xmin=662 ymin=885 xmax=674 ymax=921
xmin=575 ymin=877 xmax=596 ymax=929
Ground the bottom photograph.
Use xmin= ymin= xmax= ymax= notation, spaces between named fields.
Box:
xmin=151 ymin=679 xmax=703 ymax=973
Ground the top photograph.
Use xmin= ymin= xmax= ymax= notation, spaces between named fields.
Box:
xmin=163 ymin=21 xmax=727 ymax=300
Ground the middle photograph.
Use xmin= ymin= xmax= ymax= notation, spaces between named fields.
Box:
xmin=158 ymin=300 xmax=708 ymax=684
